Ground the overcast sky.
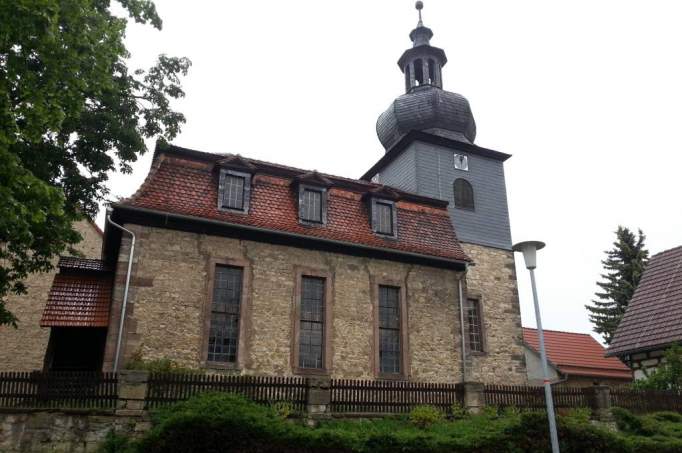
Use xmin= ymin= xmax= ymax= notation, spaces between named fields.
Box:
xmin=99 ymin=0 xmax=682 ymax=342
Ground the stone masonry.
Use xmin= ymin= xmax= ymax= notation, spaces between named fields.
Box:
xmin=460 ymin=242 xmax=527 ymax=384
xmin=103 ymin=224 xmax=527 ymax=384
xmin=0 ymin=220 xmax=103 ymax=372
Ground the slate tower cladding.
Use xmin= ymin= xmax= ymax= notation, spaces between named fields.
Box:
xmin=364 ymin=3 xmax=513 ymax=251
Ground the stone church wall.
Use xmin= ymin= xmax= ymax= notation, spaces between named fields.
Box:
xmin=460 ymin=242 xmax=527 ymax=384
xmin=0 ymin=221 xmax=103 ymax=372
xmin=102 ymin=224 xmax=525 ymax=385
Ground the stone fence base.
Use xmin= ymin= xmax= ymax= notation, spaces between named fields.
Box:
xmin=0 ymin=410 xmax=148 ymax=453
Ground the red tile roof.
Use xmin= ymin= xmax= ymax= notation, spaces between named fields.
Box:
xmin=523 ymin=328 xmax=632 ymax=380
xmin=41 ymin=274 xmax=112 ymax=327
xmin=58 ymin=256 xmax=109 ymax=272
xmin=118 ymin=146 xmax=470 ymax=264
xmin=608 ymin=245 xmax=682 ymax=356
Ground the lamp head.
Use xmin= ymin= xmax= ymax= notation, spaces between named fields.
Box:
xmin=512 ymin=241 xmax=546 ymax=270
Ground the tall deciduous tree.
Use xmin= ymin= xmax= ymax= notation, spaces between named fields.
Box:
xmin=586 ymin=227 xmax=648 ymax=344
xmin=0 ymin=0 xmax=190 ymax=325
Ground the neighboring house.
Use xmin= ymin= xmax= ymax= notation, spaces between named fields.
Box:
xmin=0 ymin=220 xmax=103 ymax=372
xmin=0 ymin=9 xmax=528 ymax=384
xmin=523 ymin=328 xmax=632 ymax=387
xmin=607 ymin=245 xmax=682 ymax=379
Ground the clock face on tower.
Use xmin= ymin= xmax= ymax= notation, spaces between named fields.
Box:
xmin=454 ymin=154 xmax=469 ymax=171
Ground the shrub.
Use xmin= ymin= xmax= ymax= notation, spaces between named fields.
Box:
xmin=408 ymin=405 xmax=444 ymax=429
xmin=97 ymin=431 xmax=134 ymax=453
xmin=612 ymin=407 xmax=655 ymax=436
xmin=125 ymin=351 xmax=202 ymax=374
xmin=652 ymin=411 xmax=682 ymax=423
xmin=138 ymin=392 xmax=350 ymax=453
xmin=501 ymin=405 xmax=521 ymax=419
xmin=480 ymin=405 xmax=499 ymax=419
xmin=449 ymin=401 xmax=467 ymax=419
xmin=507 ymin=411 xmax=627 ymax=453
xmin=272 ymin=400 xmax=295 ymax=419
xmin=101 ymin=391 xmax=682 ymax=453
xmin=563 ymin=407 xmax=592 ymax=425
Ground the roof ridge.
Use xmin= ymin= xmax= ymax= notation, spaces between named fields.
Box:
xmin=158 ymin=144 xmax=451 ymax=209
xmin=523 ymin=327 xmax=594 ymax=337
xmin=118 ymin=152 xmax=166 ymax=205
xmin=651 ymin=244 xmax=682 ymax=259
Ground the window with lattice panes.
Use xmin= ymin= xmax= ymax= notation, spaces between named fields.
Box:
xmin=298 ymin=276 xmax=326 ymax=369
xmin=378 ymin=285 xmax=401 ymax=374
xmin=223 ymin=174 xmax=245 ymax=210
xmin=465 ymin=298 xmax=484 ymax=353
xmin=207 ymin=266 xmax=243 ymax=363
xmin=375 ymin=202 xmax=394 ymax=235
xmin=300 ymin=188 xmax=323 ymax=223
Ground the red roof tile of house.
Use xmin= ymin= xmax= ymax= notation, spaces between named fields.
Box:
xmin=117 ymin=145 xmax=470 ymax=264
xmin=523 ymin=328 xmax=632 ymax=380
xmin=41 ymin=274 xmax=112 ymax=328
xmin=58 ymin=256 xmax=109 ymax=272
xmin=608 ymin=245 xmax=682 ymax=356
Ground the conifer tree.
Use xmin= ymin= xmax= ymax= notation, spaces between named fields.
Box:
xmin=586 ymin=227 xmax=648 ymax=344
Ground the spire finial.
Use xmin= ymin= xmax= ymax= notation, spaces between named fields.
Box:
xmin=415 ymin=1 xmax=424 ymax=27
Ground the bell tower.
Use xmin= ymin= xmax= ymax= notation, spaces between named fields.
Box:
xmin=398 ymin=2 xmax=446 ymax=91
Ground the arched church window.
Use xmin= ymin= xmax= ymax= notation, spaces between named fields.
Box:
xmin=428 ymin=59 xmax=435 ymax=84
xmin=414 ymin=59 xmax=424 ymax=86
xmin=454 ymin=179 xmax=474 ymax=210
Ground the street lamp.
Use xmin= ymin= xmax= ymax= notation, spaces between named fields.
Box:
xmin=512 ymin=240 xmax=560 ymax=453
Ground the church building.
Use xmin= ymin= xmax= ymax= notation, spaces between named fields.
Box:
xmin=0 ymin=4 xmax=527 ymax=385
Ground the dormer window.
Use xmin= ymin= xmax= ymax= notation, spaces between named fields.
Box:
xmin=371 ymin=198 xmax=397 ymax=238
xmin=299 ymin=186 xmax=326 ymax=224
xmin=375 ymin=202 xmax=394 ymax=235
xmin=224 ymin=174 xmax=245 ymax=210
xmin=218 ymin=169 xmax=252 ymax=214
xmin=295 ymin=171 xmax=331 ymax=226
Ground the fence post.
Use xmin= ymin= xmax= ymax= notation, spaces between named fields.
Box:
xmin=116 ymin=370 xmax=149 ymax=416
xmin=463 ymin=382 xmax=485 ymax=414
xmin=306 ymin=376 xmax=331 ymax=419
xmin=585 ymin=385 xmax=612 ymax=421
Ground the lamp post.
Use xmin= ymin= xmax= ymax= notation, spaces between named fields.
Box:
xmin=512 ymin=240 xmax=560 ymax=453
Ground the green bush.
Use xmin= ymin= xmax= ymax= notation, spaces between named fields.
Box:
xmin=97 ymin=431 xmax=134 ymax=453
xmin=449 ymin=401 xmax=467 ymax=419
xmin=612 ymin=407 xmax=655 ymax=436
xmin=480 ymin=405 xmax=499 ymax=419
xmin=563 ymin=407 xmax=592 ymax=425
xmin=272 ymin=400 xmax=296 ymax=419
xmin=125 ymin=351 xmax=202 ymax=374
xmin=408 ymin=405 xmax=444 ymax=429
xmin=507 ymin=411 xmax=627 ymax=453
xmin=652 ymin=411 xmax=682 ymax=423
xmin=138 ymin=392 xmax=351 ymax=453
xmin=103 ymin=392 xmax=682 ymax=453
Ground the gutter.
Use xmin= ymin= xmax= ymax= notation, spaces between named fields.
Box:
xmin=110 ymin=203 xmax=469 ymax=270
xmin=458 ymin=265 xmax=468 ymax=382
xmin=106 ymin=209 xmax=136 ymax=372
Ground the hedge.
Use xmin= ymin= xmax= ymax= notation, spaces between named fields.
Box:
xmin=99 ymin=393 xmax=682 ymax=453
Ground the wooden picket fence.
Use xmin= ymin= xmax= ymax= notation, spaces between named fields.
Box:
xmin=483 ymin=384 xmax=590 ymax=409
xmin=0 ymin=371 xmax=118 ymax=409
xmin=329 ymin=379 xmax=464 ymax=414
xmin=144 ymin=373 xmax=309 ymax=410
xmin=610 ymin=387 xmax=682 ymax=413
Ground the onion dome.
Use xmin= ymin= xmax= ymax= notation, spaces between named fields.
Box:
xmin=376 ymin=2 xmax=477 ymax=150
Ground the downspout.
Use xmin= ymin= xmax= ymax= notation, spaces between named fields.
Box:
xmin=458 ymin=264 xmax=468 ymax=382
xmin=106 ymin=208 xmax=136 ymax=372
